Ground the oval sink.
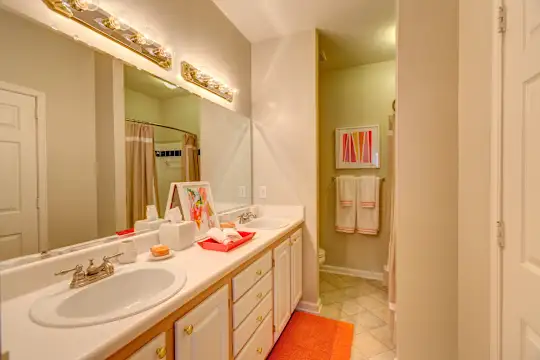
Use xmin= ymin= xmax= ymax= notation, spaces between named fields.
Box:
xmin=30 ymin=264 xmax=186 ymax=328
xmin=242 ymin=217 xmax=289 ymax=230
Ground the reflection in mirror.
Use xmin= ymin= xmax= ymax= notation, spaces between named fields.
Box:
xmin=123 ymin=66 xmax=201 ymax=222
xmin=0 ymin=8 xmax=252 ymax=266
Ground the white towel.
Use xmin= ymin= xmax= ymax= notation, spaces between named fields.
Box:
xmin=337 ymin=176 xmax=356 ymax=207
xmin=336 ymin=177 xmax=356 ymax=233
xmin=356 ymin=177 xmax=381 ymax=235
xmin=359 ymin=176 xmax=377 ymax=208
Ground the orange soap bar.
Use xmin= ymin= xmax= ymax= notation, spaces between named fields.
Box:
xmin=151 ymin=244 xmax=170 ymax=257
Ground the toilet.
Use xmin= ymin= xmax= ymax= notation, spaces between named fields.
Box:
xmin=318 ymin=248 xmax=326 ymax=265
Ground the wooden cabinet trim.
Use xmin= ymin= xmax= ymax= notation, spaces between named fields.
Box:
xmin=106 ymin=224 xmax=302 ymax=360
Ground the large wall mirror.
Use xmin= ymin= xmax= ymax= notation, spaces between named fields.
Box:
xmin=0 ymin=8 xmax=252 ymax=265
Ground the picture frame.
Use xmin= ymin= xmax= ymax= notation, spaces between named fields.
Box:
xmin=166 ymin=182 xmax=219 ymax=239
xmin=335 ymin=125 xmax=380 ymax=169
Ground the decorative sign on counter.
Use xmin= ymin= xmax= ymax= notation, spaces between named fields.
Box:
xmin=166 ymin=182 xmax=218 ymax=239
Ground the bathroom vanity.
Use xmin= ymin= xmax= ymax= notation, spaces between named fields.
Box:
xmin=114 ymin=227 xmax=302 ymax=360
xmin=0 ymin=212 xmax=305 ymax=360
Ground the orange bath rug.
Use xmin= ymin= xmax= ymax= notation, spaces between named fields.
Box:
xmin=268 ymin=311 xmax=354 ymax=360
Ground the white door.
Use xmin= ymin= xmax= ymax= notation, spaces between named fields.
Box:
xmin=290 ymin=230 xmax=303 ymax=311
xmin=175 ymin=285 xmax=229 ymax=360
xmin=0 ymin=89 xmax=39 ymax=261
xmin=502 ymin=0 xmax=540 ymax=358
xmin=273 ymin=238 xmax=291 ymax=343
xmin=128 ymin=332 xmax=167 ymax=360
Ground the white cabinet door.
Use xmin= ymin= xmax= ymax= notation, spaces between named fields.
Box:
xmin=128 ymin=333 xmax=167 ymax=360
xmin=273 ymin=239 xmax=291 ymax=343
xmin=175 ymin=285 xmax=229 ymax=360
xmin=290 ymin=230 xmax=303 ymax=311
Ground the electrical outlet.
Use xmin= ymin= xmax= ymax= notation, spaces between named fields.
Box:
xmin=238 ymin=185 xmax=246 ymax=198
xmin=259 ymin=186 xmax=267 ymax=199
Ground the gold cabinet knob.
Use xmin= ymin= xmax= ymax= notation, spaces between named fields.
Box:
xmin=256 ymin=269 xmax=262 ymax=276
xmin=156 ymin=346 xmax=167 ymax=359
xmin=184 ymin=324 xmax=194 ymax=335
xmin=256 ymin=292 xmax=263 ymax=299
xmin=257 ymin=347 xmax=263 ymax=354
xmin=256 ymin=315 xmax=263 ymax=322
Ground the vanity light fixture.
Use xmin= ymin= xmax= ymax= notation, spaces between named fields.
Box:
xmin=180 ymin=61 xmax=234 ymax=103
xmin=41 ymin=0 xmax=172 ymax=70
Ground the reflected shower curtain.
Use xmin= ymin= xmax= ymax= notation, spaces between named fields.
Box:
xmin=183 ymin=133 xmax=200 ymax=181
xmin=126 ymin=123 xmax=156 ymax=227
xmin=387 ymin=114 xmax=397 ymax=343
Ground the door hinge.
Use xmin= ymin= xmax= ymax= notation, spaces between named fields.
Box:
xmin=36 ymin=197 xmax=40 ymax=209
xmin=498 ymin=5 xmax=507 ymax=33
xmin=272 ymin=259 xmax=275 ymax=267
xmin=273 ymin=325 xmax=276 ymax=333
xmin=497 ymin=221 xmax=505 ymax=249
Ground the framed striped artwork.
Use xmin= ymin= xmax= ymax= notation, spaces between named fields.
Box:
xmin=335 ymin=125 xmax=380 ymax=169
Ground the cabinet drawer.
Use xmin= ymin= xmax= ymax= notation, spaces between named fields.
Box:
xmin=128 ymin=332 xmax=167 ymax=360
xmin=233 ymin=251 xmax=272 ymax=302
xmin=235 ymin=312 xmax=273 ymax=360
xmin=233 ymin=290 xmax=272 ymax=356
xmin=233 ymin=270 xmax=272 ymax=329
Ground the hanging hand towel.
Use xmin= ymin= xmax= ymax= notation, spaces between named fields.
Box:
xmin=356 ymin=177 xmax=381 ymax=235
xmin=338 ymin=175 xmax=356 ymax=207
xmin=359 ymin=175 xmax=377 ymax=208
xmin=336 ymin=176 xmax=356 ymax=233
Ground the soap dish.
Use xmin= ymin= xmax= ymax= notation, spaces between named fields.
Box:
xmin=147 ymin=250 xmax=175 ymax=261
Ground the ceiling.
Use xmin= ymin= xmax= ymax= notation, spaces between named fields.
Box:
xmin=212 ymin=0 xmax=396 ymax=70
xmin=124 ymin=66 xmax=189 ymax=99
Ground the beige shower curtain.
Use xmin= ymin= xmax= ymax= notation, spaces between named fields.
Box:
xmin=126 ymin=123 xmax=156 ymax=227
xmin=183 ymin=133 xmax=200 ymax=181
xmin=387 ymin=114 xmax=397 ymax=343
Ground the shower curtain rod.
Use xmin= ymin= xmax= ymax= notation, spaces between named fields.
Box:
xmin=125 ymin=118 xmax=197 ymax=137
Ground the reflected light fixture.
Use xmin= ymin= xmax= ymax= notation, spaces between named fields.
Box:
xmin=163 ymin=81 xmax=178 ymax=90
xmin=383 ymin=24 xmax=396 ymax=46
xmin=42 ymin=0 xmax=172 ymax=70
xmin=181 ymin=61 xmax=234 ymax=102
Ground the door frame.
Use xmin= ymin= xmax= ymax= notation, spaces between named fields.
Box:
xmin=0 ymin=81 xmax=49 ymax=252
xmin=490 ymin=0 xmax=504 ymax=357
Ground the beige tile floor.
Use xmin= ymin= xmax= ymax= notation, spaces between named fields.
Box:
xmin=319 ymin=272 xmax=395 ymax=360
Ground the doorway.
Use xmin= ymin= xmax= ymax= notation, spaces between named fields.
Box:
xmin=0 ymin=82 xmax=47 ymax=260
xmin=500 ymin=0 xmax=540 ymax=357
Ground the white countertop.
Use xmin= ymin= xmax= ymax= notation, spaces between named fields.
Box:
xmin=1 ymin=217 xmax=303 ymax=360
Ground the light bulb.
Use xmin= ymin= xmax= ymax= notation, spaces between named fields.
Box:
xmin=86 ymin=0 xmax=99 ymax=11
xmin=118 ymin=18 xmax=130 ymax=31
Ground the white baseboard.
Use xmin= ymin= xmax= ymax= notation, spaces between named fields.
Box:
xmin=296 ymin=298 xmax=322 ymax=314
xmin=321 ymin=264 xmax=384 ymax=281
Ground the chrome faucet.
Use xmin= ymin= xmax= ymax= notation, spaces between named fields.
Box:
xmin=238 ymin=211 xmax=257 ymax=224
xmin=55 ymin=253 xmax=123 ymax=289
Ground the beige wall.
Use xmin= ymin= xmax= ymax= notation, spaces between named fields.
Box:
xmin=396 ymin=0 xmax=458 ymax=359
xmin=95 ymin=53 xmax=119 ymax=237
xmin=2 ymin=0 xmax=251 ymax=117
xmin=161 ymin=96 xmax=201 ymax=138
xmin=252 ymin=30 xmax=320 ymax=307
xmin=458 ymin=0 xmax=493 ymax=358
xmin=125 ymin=89 xmax=162 ymax=123
xmin=0 ymin=9 xmax=98 ymax=250
xmin=319 ymin=60 xmax=395 ymax=274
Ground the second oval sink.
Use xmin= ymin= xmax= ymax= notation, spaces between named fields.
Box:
xmin=242 ymin=217 xmax=290 ymax=230
xmin=30 ymin=264 xmax=186 ymax=328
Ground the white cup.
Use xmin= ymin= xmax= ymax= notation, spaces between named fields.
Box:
xmin=118 ymin=240 xmax=138 ymax=264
